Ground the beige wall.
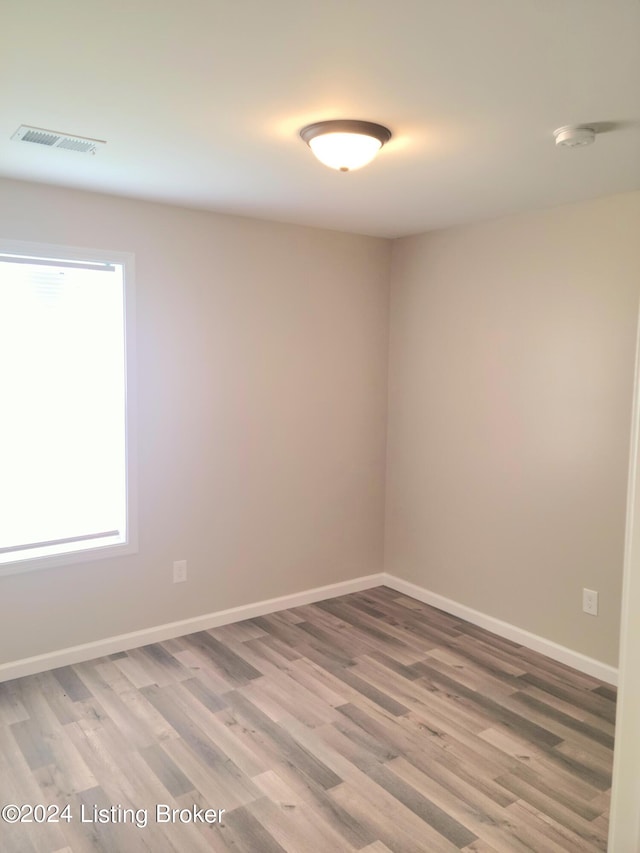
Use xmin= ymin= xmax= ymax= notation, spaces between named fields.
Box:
xmin=0 ymin=178 xmax=391 ymax=664
xmin=1 ymin=178 xmax=638 ymax=671
xmin=385 ymin=191 xmax=640 ymax=666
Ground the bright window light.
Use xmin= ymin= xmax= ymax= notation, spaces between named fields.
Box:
xmin=0 ymin=244 xmax=135 ymax=572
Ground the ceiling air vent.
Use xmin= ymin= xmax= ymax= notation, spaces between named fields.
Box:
xmin=11 ymin=125 xmax=106 ymax=154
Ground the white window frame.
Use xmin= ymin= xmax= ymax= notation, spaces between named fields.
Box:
xmin=0 ymin=238 xmax=137 ymax=576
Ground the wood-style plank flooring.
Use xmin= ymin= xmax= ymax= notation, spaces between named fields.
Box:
xmin=0 ymin=587 xmax=615 ymax=852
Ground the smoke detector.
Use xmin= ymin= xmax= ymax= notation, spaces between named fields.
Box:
xmin=553 ymin=125 xmax=596 ymax=148
xmin=11 ymin=125 xmax=106 ymax=154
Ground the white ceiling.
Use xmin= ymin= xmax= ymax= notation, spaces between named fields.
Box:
xmin=1 ymin=0 xmax=639 ymax=238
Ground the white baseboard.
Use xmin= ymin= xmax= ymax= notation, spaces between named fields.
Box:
xmin=382 ymin=573 xmax=618 ymax=686
xmin=0 ymin=573 xmax=385 ymax=683
xmin=0 ymin=570 xmax=617 ymax=686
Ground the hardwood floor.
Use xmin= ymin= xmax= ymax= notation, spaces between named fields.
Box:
xmin=0 ymin=587 xmax=615 ymax=852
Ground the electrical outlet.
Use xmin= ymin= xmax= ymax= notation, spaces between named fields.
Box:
xmin=173 ymin=560 xmax=187 ymax=583
xmin=583 ymin=588 xmax=598 ymax=616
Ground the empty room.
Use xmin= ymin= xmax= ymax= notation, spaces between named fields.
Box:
xmin=1 ymin=1 xmax=640 ymax=851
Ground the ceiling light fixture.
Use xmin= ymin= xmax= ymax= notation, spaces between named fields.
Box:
xmin=300 ymin=120 xmax=392 ymax=172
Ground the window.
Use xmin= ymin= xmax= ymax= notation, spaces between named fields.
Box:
xmin=0 ymin=240 xmax=136 ymax=574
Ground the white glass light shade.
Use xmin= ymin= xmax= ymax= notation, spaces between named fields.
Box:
xmin=308 ymin=132 xmax=382 ymax=171
xmin=300 ymin=120 xmax=392 ymax=172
